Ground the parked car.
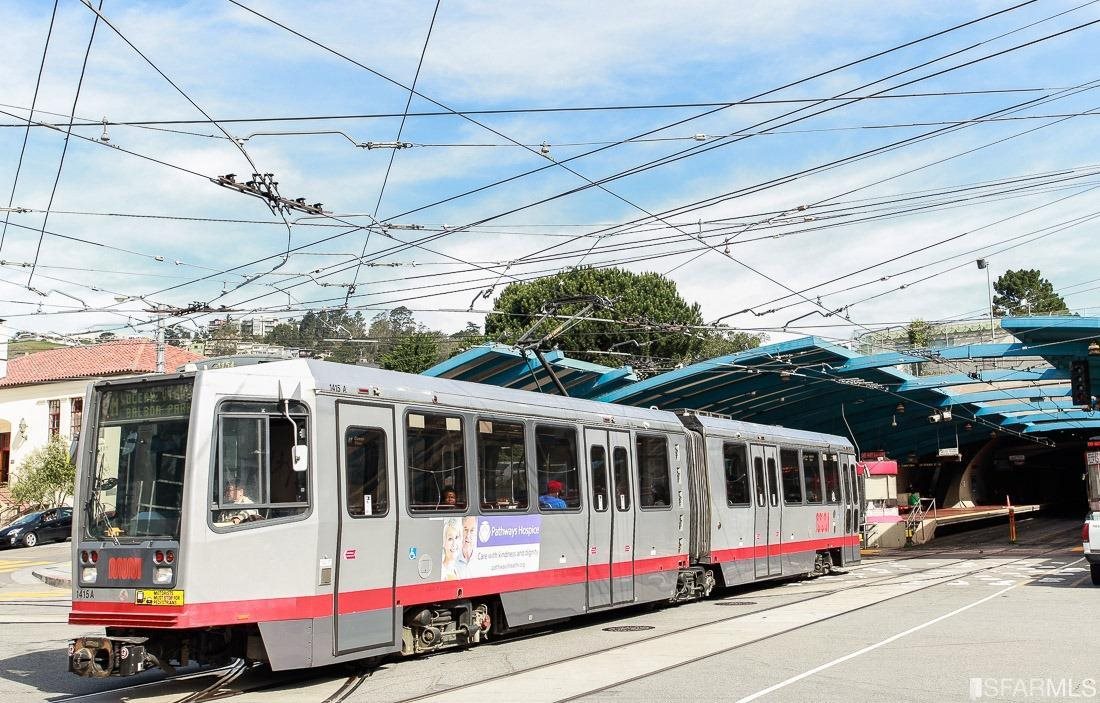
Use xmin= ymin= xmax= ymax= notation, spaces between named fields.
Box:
xmin=0 ymin=507 xmax=73 ymax=548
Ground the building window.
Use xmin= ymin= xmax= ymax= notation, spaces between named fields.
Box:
xmin=48 ymin=400 xmax=61 ymax=438
xmin=70 ymin=398 xmax=84 ymax=441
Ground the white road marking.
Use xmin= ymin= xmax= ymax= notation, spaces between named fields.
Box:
xmin=733 ymin=583 xmax=1020 ymax=703
xmin=946 ymin=581 xmax=969 ymax=586
xmin=1037 ymin=577 xmax=1064 ymax=583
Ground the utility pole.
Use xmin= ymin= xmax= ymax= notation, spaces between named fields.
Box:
xmin=155 ymin=314 xmax=165 ymax=373
xmin=976 ymin=259 xmax=994 ymax=342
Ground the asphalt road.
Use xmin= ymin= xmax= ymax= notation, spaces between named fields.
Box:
xmin=0 ymin=517 xmax=1093 ymax=703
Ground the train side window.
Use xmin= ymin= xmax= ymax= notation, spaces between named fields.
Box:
xmin=766 ymin=456 xmax=779 ymax=507
xmin=753 ymin=456 xmax=766 ymax=508
xmin=824 ymin=454 xmax=842 ymax=504
xmin=407 ymin=413 xmax=467 ymax=511
xmin=345 ymin=427 xmax=387 ymax=517
xmin=636 ymin=435 xmax=669 ymax=509
xmin=476 ymin=420 xmax=529 ymax=510
xmin=591 ymin=446 xmax=609 ymax=512
xmin=780 ymin=448 xmax=803 ymax=504
xmin=213 ymin=401 xmax=309 ymax=528
xmin=724 ymin=443 xmax=750 ymax=505
xmin=535 ymin=425 xmax=581 ymax=510
xmin=802 ymin=451 xmax=823 ymax=503
xmin=613 ymin=446 xmax=632 ymax=511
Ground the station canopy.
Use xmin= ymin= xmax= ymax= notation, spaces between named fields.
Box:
xmin=424 ymin=316 xmax=1100 ymax=458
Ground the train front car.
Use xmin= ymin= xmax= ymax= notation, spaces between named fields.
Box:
xmin=67 ymin=367 xmax=315 ymax=677
xmin=68 ymin=374 xmax=199 ymax=676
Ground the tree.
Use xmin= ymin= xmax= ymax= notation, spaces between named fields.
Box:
xmin=381 ymin=331 xmax=445 ymax=374
xmin=992 ymin=269 xmax=1068 ymax=316
xmin=906 ymin=319 xmax=933 ymax=348
xmin=694 ymin=330 xmax=766 ymax=360
xmin=264 ymin=322 xmax=302 ymax=348
xmin=164 ymin=325 xmax=192 ymax=346
xmin=486 ymin=267 xmax=705 ymax=367
xmin=207 ymin=321 xmax=241 ymax=356
xmin=11 ymin=436 xmax=76 ymax=510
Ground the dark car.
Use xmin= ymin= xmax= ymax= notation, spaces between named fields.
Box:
xmin=0 ymin=507 xmax=73 ymax=548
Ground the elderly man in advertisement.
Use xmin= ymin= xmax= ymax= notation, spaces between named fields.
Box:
xmin=456 ymin=516 xmax=477 ymax=578
xmin=539 ymin=480 xmax=567 ymax=509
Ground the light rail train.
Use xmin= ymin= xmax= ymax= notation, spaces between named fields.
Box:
xmin=66 ymin=359 xmax=861 ymax=677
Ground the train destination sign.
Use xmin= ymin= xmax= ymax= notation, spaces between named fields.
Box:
xmin=100 ymin=383 xmax=194 ymax=422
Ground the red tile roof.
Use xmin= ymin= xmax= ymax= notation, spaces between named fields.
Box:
xmin=0 ymin=339 xmax=205 ymax=388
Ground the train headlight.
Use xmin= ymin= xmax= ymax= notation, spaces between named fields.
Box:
xmin=81 ymin=566 xmax=97 ymax=583
xmin=153 ymin=567 xmax=173 ymax=585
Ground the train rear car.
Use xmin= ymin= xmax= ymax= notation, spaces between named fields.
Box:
xmin=678 ymin=411 xmax=860 ymax=588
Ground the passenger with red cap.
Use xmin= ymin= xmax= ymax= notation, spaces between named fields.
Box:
xmin=539 ymin=479 xmax=567 ymax=509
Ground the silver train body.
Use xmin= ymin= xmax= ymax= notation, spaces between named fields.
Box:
xmin=66 ymin=359 xmax=860 ymax=677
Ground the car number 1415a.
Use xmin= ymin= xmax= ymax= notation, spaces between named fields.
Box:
xmin=75 ymin=589 xmax=93 ymax=600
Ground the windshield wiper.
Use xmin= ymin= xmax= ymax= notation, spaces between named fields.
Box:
xmin=89 ymin=479 xmax=120 ymax=547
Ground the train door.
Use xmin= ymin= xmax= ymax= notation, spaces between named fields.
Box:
xmin=765 ymin=446 xmax=782 ymax=575
xmin=751 ymin=444 xmax=782 ymax=577
xmin=609 ymin=432 xmax=635 ymax=604
xmin=847 ymin=455 xmax=862 ymax=563
xmin=334 ymin=402 xmax=398 ymax=655
xmin=585 ymin=428 xmax=612 ymax=609
xmin=840 ymin=454 xmax=857 ymax=564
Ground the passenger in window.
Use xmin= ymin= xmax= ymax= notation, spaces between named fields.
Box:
xmin=539 ymin=480 xmax=567 ymax=509
xmin=441 ymin=489 xmax=458 ymax=507
xmin=218 ymin=480 xmax=260 ymax=525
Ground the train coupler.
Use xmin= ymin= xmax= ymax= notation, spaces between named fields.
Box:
xmin=68 ymin=636 xmax=154 ymax=677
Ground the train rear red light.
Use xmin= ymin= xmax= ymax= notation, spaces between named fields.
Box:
xmin=89 ymin=551 xmax=99 ymax=564
xmin=80 ymin=550 xmax=88 ymax=564
xmin=153 ymin=550 xmax=164 ymax=564
xmin=165 ymin=550 xmax=175 ymax=564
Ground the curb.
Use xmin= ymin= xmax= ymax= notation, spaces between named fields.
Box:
xmin=31 ymin=568 xmax=72 ymax=590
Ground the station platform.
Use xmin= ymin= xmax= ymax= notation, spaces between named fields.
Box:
xmin=932 ymin=504 xmax=1041 ymax=526
xmin=865 ymin=503 xmax=1041 ymax=547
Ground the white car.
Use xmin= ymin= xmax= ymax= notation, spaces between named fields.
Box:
xmin=1086 ymin=512 xmax=1100 ymax=585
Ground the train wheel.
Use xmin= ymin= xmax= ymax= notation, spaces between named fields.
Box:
xmin=1091 ymin=563 xmax=1100 ymax=586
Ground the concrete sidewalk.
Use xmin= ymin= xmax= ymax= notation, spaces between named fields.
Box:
xmin=31 ymin=562 xmax=72 ymax=589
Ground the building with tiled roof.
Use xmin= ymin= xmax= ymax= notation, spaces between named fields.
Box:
xmin=0 ymin=330 xmax=204 ymax=488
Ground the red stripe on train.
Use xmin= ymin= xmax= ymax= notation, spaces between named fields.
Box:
xmin=68 ymin=536 xmax=854 ymax=629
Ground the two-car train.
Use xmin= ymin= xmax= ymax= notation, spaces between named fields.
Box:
xmin=66 ymin=359 xmax=861 ymax=677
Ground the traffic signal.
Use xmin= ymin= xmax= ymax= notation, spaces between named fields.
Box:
xmin=1070 ymin=359 xmax=1092 ymax=406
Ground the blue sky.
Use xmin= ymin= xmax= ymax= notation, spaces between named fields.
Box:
xmin=1 ymin=0 xmax=1099 ymax=351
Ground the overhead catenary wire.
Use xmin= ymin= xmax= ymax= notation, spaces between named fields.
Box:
xmin=0 ymin=0 xmax=58 ymax=258
xmin=26 ymin=0 xmax=102 ymax=292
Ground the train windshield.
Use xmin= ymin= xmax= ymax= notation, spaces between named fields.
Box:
xmin=85 ymin=380 xmax=193 ymax=542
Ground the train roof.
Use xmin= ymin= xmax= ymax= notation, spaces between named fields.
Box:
xmin=199 ymin=358 xmax=686 ymax=429
xmin=677 ymin=410 xmax=853 ymax=449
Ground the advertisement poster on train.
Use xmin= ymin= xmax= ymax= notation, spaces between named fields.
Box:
xmin=440 ymin=515 xmax=541 ymax=581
